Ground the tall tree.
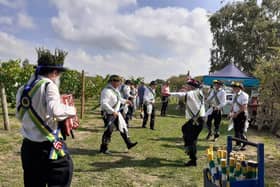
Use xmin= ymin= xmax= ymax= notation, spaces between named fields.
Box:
xmin=209 ymin=0 xmax=280 ymax=73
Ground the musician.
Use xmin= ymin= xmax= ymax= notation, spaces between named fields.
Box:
xmin=99 ymin=75 xmax=137 ymax=154
xmin=16 ymin=48 xmax=76 ymax=187
xmin=170 ymin=79 xmax=205 ymax=166
xmin=230 ymin=82 xmax=249 ymax=151
xmin=205 ymin=80 xmax=226 ymax=141
xmin=142 ymin=81 xmax=157 ymax=130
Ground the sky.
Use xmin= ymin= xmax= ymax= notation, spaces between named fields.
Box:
xmin=0 ymin=0 xmax=245 ymax=81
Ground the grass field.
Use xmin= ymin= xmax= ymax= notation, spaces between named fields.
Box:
xmin=0 ymin=102 xmax=280 ymax=187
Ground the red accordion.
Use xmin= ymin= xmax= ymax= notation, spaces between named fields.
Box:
xmin=60 ymin=94 xmax=79 ymax=139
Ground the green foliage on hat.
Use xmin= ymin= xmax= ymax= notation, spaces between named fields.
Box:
xmin=36 ymin=48 xmax=68 ymax=66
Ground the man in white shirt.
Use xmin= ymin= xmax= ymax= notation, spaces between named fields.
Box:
xmin=230 ymin=81 xmax=249 ymax=151
xmin=100 ymin=75 xmax=137 ymax=154
xmin=170 ymin=78 xmax=205 ymax=166
xmin=119 ymin=80 xmax=134 ymax=127
xmin=16 ymin=48 xmax=77 ymax=187
xmin=205 ymin=80 xmax=226 ymax=141
xmin=142 ymin=81 xmax=157 ymax=130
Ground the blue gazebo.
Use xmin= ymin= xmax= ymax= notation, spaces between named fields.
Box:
xmin=203 ymin=63 xmax=259 ymax=87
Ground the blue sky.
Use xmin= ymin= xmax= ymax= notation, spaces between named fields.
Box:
xmin=0 ymin=0 xmax=239 ymax=81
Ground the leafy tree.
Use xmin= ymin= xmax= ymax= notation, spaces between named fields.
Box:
xmin=209 ymin=0 xmax=280 ymax=73
xmin=254 ymin=47 xmax=280 ymax=132
xmin=60 ymin=70 xmax=82 ymax=97
xmin=0 ymin=60 xmax=23 ymax=106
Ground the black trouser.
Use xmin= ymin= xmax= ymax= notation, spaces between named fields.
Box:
xmin=100 ymin=114 xmax=133 ymax=152
xmin=233 ymin=112 xmax=248 ymax=146
xmin=142 ymin=104 xmax=155 ymax=129
xmin=160 ymin=96 xmax=169 ymax=116
xmin=206 ymin=109 xmax=222 ymax=137
xmin=21 ymin=139 xmax=73 ymax=187
xmin=181 ymin=117 xmax=204 ymax=161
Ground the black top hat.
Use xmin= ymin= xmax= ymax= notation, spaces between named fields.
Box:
xmin=186 ymin=78 xmax=201 ymax=88
xmin=213 ymin=79 xmax=224 ymax=85
xmin=125 ymin=80 xmax=132 ymax=85
xmin=109 ymin=75 xmax=122 ymax=82
xmin=36 ymin=48 xmax=68 ymax=71
xmin=150 ymin=81 xmax=157 ymax=86
xmin=230 ymin=81 xmax=244 ymax=89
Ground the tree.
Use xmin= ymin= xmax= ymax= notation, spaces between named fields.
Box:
xmin=254 ymin=47 xmax=280 ymax=132
xmin=0 ymin=60 xmax=23 ymax=106
xmin=60 ymin=70 xmax=82 ymax=98
xmin=209 ymin=0 xmax=280 ymax=73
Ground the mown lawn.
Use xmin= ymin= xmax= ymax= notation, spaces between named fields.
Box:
xmin=0 ymin=102 xmax=280 ymax=187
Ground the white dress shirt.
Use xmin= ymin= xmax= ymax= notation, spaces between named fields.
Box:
xmin=16 ymin=75 xmax=76 ymax=142
xmin=143 ymin=87 xmax=156 ymax=104
xmin=206 ymin=88 xmax=226 ymax=110
xmin=170 ymin=89 xmax=205 ymax=119
xmin=119 ymin=84 xmax=133 ymax=99
xmin=232 ymin=90 xmax=249 ymax=113
xmin=100 ymin=84 xmax=126 ymax=114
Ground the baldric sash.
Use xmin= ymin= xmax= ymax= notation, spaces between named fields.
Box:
xmin=17 ymin=78 xmax=66 ymax=160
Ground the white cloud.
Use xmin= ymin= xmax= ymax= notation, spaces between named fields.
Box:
xmin=0 ymin=31 xmax=35 ymax=62
xmin=0 ymin=0 xmax=25 ymax=9
xmin=50 ymin=0 xmax=212 ymax=81
xmin=0 ymin=16 xmax=13 ymax=25
xmin=17 ymin=12 xmax=36 ymax=29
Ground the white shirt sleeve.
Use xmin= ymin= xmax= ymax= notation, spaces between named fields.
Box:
xmin=217 ymin=90 xmax=227 ymax=109
xmin=100 ymin=89 xmax=115 ymax=114
xmin=46 ymin=82 xmax=76 ymax=121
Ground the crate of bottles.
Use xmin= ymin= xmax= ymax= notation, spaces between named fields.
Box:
xmin=203 ymin=136 xmax=264 ymax=187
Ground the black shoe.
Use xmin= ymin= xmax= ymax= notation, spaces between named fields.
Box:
xmin=206 ymin=132 xmax=212 ymax=140
xmin=184 ymin=160 xmax=197 ymax=167
xmin=150 ymin=128 xmax=155 ymax=130
xmin=213 ymin=134 xmax=219 ymax=141
xmin=101 ymin=150 xmax=112 ymax=155
xmin=240 ymin=145 xmax=247 ymax=151
xmin=142 ymin=126 xmax=146 ymax=128
xmin=127 ymin=142 xmax=138 ymax=149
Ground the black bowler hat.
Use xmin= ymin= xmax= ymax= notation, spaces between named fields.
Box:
xmin=186 ymin=78 xmax=201 ymax=88
xmin=150 ymin=81 xmax=157 ymax=86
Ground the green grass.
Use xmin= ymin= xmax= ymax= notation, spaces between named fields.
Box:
xmin=0 ymin=102 xmax=280 ymax=186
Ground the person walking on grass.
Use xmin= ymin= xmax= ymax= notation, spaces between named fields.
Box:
xmin=170 ymin=79 xmax=205 ymax=167
xmin=205 ymin=80 xmax=226 ymax=141
xmin=142 ymin=81 xmax=157 ymax=130
xmin=16 ymin=48 xmax=77 ymax=187
xmin=229 ymin=81 xmax=249 ymax=151
xmin=99 ymin=75 xmax=137 ymax=154
xmin=138 ymin=81 xmax=146 ymax=118
xmin=160 ymin=81 xmax=171 ymax=117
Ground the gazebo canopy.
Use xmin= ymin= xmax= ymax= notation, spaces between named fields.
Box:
xmin=203 ymin=63 xmax=259 ymax=87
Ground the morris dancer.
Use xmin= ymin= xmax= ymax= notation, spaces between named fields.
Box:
xmin=229 ymin=82 xmax=249 ymax=151
xmin=170 ymin=79 xmax=205 ymax=166
xmin=16 ymin=48 xmax=76 ymax=187
xmin=205 ymin=80 xmax=226 ymax=141
xmin=142 ymin=81 xmax=157 ymax=130
xmin=100 ymin=75 xmax=137 ymax=154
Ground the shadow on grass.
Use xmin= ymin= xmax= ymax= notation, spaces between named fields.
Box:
xmin=69 ymin=148 xmax=99 ymax=156
xmin=90 ymin=156 xmax=184 ymax=171
xmin=161 ymin=143 xmax=209 ymax=152
xmin=77 ymin=127 xmax=102 ymax=133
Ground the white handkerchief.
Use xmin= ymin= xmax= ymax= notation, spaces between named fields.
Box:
xmin=118 ymin=112 xmax=128 ymax=133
